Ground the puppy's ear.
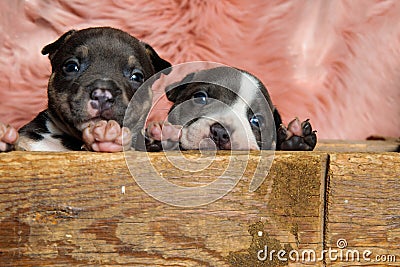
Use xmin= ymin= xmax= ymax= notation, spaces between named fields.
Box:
xmin=142 ymin=42 xmax=172 ymax=75
xmin=165 ymin=72 xmax=195 ymax=102
xmin=41 ymin=30 xmax=76 ymax=59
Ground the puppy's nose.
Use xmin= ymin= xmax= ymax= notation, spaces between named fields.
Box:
xmin=90 ymin=89 xmax=114 ymax=110
xmin=210 ymin=123 xmax=230 ymax=148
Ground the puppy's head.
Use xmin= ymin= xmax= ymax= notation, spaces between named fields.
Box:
xmin=165 ymin=67 xmax=277 ymax=150
xmin=42 ymin=27 xmax=171 ymax=140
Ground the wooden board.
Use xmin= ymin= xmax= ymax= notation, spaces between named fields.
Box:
xmin=315 ymin=140 xmax=400 ymax=152
xmin=326 ymin=153 xmax=400 ymax=266
xmin=0 ymin=151 xmax=328 ymax=266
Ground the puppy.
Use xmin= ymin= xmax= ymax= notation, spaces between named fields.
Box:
xmin=145 ymin=67 xmax=317 ymax=151
xmin=0 ymin=27 xmax=171 ymax=152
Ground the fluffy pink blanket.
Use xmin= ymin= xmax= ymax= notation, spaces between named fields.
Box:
xmin=1 ymin=0 xmax=399 ymax=139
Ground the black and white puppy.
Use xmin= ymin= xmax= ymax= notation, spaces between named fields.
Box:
xmin=145 ymin=67 xmax=317 ymax=151
xmin=0 ymin=27 xmax=171 ymax=152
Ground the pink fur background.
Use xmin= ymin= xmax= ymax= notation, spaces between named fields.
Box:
xmin=0 ymin=0 xmax=399 ymax=140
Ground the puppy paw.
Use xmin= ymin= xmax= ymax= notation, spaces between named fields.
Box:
xmin=82 ymin=120 xmax=132 ymax=152
xmin=0 ymin=123 xmax=19 ymax=152
xmin=277 ymin=118 xmax=317 ymax=151
xmin=145 ymin=122 xmax=182 ymax=152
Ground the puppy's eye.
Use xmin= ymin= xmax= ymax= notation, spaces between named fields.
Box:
xmin=192 ymin=91 xmax=208 ymax=105
xmin=130 ymin=69 xmax=144 ymax=83
xmin=250 ymin=114 xmax=264 ymax=128
xmin=63 ymin=60 xmax=80 ymax=74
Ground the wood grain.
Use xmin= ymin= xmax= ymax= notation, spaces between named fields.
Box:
xmin=0 ymin=151 xmax=327 ymax=266
xmin=326 ymin=152 xmax=400 ymax=266
xmin=315 ymin=140 xmax=399 ymax=152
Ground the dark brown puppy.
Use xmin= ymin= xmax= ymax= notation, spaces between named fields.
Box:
xmin=0 ymin=27 xmax=170 ymax=152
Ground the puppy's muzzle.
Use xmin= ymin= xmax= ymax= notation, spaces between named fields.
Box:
xmin=209 ymin=122 xmax=231 ymax=150
xmin=88 ymin=79 xmax=122 ymax=119
xmin=90 ymin=89 xmax=114 ymax=111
